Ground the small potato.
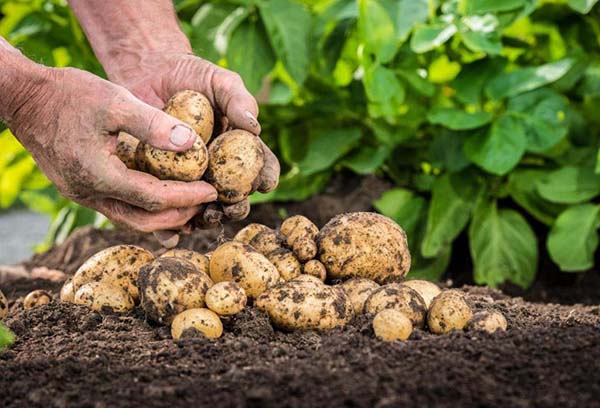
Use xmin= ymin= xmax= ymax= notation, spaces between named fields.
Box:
xmin=256 ymin=279 xmax=354 ymax=331
xmin=292 ymin=238 xmax=318 ymax=262
xmin=401 ymin=280 xmax=441 ymax=309
xmin=138 ymin=257 xmax=213 ymax=324
xmin=341 ymin=278 xmax=380 ymax=314
xmin=317 ymin=212 xmax=411 ymax=283
xmin=205 ymin=129 xmax=265 ymax=204
xmin=267 ymin=249 xmax=302 ymax=281
xmin=303 ymin=260 xmax=326 ymax=282
xmin=209 ymin=241 xmax=280 ymax=298
xmin=136 ymin=137 xmax=209 ymax=181
xmin=171 ymin=308 xmax=223 ymax=340
xmin=249 ymin=229 xmax=284 ymax=256
xmin=160 ymin=249 xmax=209 ymax=274
xmin=467 ymin=310 xmax=507 ymax=334
xmin=280 ymin=215 xmax=318 ymax=245
xmin=364 ymin=284 xmax=427 ymax=328
xmin=73 ymin=282 xmax=135 ymax=313
xmin=233 ymin=223 xmax=271 ymax=244
xmin=205 ymin=282 xmax=247 ymax=316
xmin=373 ymin=309 xmax=413 ymax=342
xmin=72 ymin=245 xmax=154 ymax=302
xmin=0 ymin=290 xmax=8 ymax=319
xmin=428 ymin=290 xmax=473 ymax=335
xmin=60 ymin=279 xmax=75 ymax=303
xmin=164 ymin=90 xmax=214 ymax=143
xmin=223 ymin=200 xmax=251 ymax=221
xmin=23 ymin=290 xmax=52 ymax=309
xmin=116 ymin=132 xmax=139 ymax=170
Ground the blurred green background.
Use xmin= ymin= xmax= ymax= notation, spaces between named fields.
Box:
xmin=1 ymin=0 xmax=600 ymax=288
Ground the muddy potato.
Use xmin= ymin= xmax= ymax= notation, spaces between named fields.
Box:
xmin=280 ymin=215 xmax=318 ymax=244
xmin=209 ymin=241 xmax=280 ymax=298
xmin=341 ymin=278 xmax=380 ymax=314
xmin=317 ymin=212 xmax=411 ymax=283
xmin=364 ymin=284 xmax=427 ymax=328
xmin=233 ymin=223 xmax=270 ymax=244
xmin=73 ymin=245 xmax=154 ymax=302
xmin=428 ymin=290 xmax=473 ymax=335
xmin=164 ymin=90 xmax=214 ymax=143
xmin=136 ymin=137 xmax=209 ymax=181
xmin=467 ymin=310 xmax=507 ymax=334
xmin=267 ymin=249 xmax=302 ymax=281
xmin=255 ymin=279 xmax=354 ymax=331
xmin=292 ymin=237 xmax=318 ymax=262
xmin=171 ymin=308 xmax=223 ymax=340
xmin=73 ymin=282 xmax=135 ymax=312
xmin=303 ymin=260 xmax=327 ymax=282
xmin=205 ymin=282 xmax=247 ymax=316
xmin=0 ymin=290 xmax=8 ymax=319
xmin=249 ymin=229 xmax=284 ymax=256
xmin=138 ymin=257 xmax=213 ymax=324
xmin=160 ymin=249 xmax=209 ymax=274
xmin=401 ymin=280 xmax=441 ymax=309
xmin=205 ymin=129 xmax=265 ymax=204
xmin=291 ymin=274 xmax=324 ymax=285
xmin=59 ymin=279 xmax=75 ymax=303
xmin=373 ymin=309 xmax=413 ymax=342
xmin=23 ymin=290 xmax=52 ymax=309
xmin=116 ymin=132 xmax=139 ymax=170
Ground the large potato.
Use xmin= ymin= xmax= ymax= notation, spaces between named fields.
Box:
xmin=341 ymin=278 xmax=380 ymax=314
xmin=136 ymin=137 xmax=209 ymax=182
xmin=401 ymin=280 xmax=442 ymax=309
xmin=467 ymin=310 xmax=507 ymax=334
xmin=317 ymin=212 xmax=411 ymax=283
xmin=164 ymin=90 xmax=214 ymax=143
xmin=205 ymin=129 xmax=265 ymax=204
xmin=363 ymin=284 xmax=427 ymax=328
xmin=267 ymin=249 xmax=302 ymax=281
xmin=72 ymin=245 xmax=154 ymax=302
xmin=23 ymin=290 xmax=52 ymax=309
xmin=428 ymin=290 xmax=473 ymax=334
xmin=256 ymin=279 xmax=354 ymax=331
xmin=233 ymin=223 xmax=270 ymax=244
xmin=205 ymin=282 xmax=247 ymax=316
xmin=209 ymin=241 xmax=280 ymax=298
xmin=138 ymin=257 xmax=213 ymax=324
xmin=171 ymin=308 xmax=223 ymax=340
xmin=160 ymin=249 xmax=209 ymax=274
xmin=73 ymin=282 xmax=135 ymax=313
xmin=0 ymin=290 xmax=8 ymax=319
xmin=116 ymin=132 xmax=139 ymax=170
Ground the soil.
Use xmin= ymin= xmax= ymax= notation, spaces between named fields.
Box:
xmin=1 ymin=174 xmax=600 ymax=407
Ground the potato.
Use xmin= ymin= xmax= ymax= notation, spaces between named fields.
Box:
xmin=0 ymin=290 xmax=8 ymax=319
xmin=401 ymin=280 xmax=441 ymax=309
xmin=205 ymin=129 xmax=265 ymax=204
xmin=267 ymin=249 xmax=302 ymax=281
xmin=136 ymin=137 xmax=209 ymax=181
xmin=317 ymin=212 xmax=411 ymax=283
xmin=116 ymin=132 xmax=139 ymax=170
xmin=171 ymin=308 xmax=223 ymax=340
xmin=341 ymin=278 xmax=380 ymax=314
xmin=256 ymin=279 xmax=354 ymax=331
xmin=160 ymin=249 xmax=209 ymax=274
xmin=73 ymin=282 xmax=135 ymax=313
xmin=138 ymin=257 xmax=213 ymax=324
xmin=291 ymin=275 xmax=324 ymax=285
xmin=72 ymin=245 xmax=154 ymax=302
xmin=292 ymin=238 xmax=318 ymax=262
xmin=363 ymin=284 xmax=427 ymax=328
xmin=59 ymin=278 xmax=75 ymax=303
xmin=23 ymin=290 xmax=52 ymax=309
xmin=280 ymin=215 xmax=318 ymax=244
xmin=223 ymin=200 xmax=251 ymax=221
xmin=249 ymin=229 xmax=284 ymax=256
xmin=303 ymin=260 xmax=326 ymax=282
xmin=233 ymin=223 xmax=270 ymax=244
xmin=209 ymin=241 xmax=280 ymax=298
xmin=205 ymin=282 xmax=247 ymax=316
xmin=428 ymin=290 xmax=473 ymax=334
xmin=164 ymin=90 xmax=214 ymax=144
xmin=372 ymin=309 xmax=413 ymax=342
xmin=467 ymin=310 xmax=507 ymax=334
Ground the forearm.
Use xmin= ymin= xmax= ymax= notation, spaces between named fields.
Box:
xmin=68 ymin=0 xmax=191 ymax=83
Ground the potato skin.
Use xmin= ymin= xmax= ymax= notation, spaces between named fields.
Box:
xmin=267 ymin=249 xmax=302 ymax=281
xmin=291 ymin=275 xmax=324 ymax=285
xmin=317 ymin=212 xmax=411 ymax=283
xmin=205 ymin=129 xmax=265 ymax=204
xmin=428 ymin=290 xmax=473 ymax=334
xmin=164 ymin=90 xmax=214 ymax=144
xmin=249 ymin=229 xmax=284 ymax=256
xmin=136 ymin=137 xmax=209 ymax=182
xmin=116 ymin=132 xmax=139 ymax=170
xmin=233 ymin=223 xmax=270 ymax=244
xmin=401 ymin=280 xmax=441 ymax=309
xmin=209 ymin=241 xmax=280 ymax=298
xmin=467 ymin=310 xmax=507 ymax=334
xmin=160 ymin=249 xmax=209 ymax=274
xmin=138 ymin=257 xmax=213 ymax=324
xmin=303 ymin=260 xmax=327 ymax=282
xmin=0 ymin=290 xmax=8 ymax=319
xmin=205 ymin=282 xmax=247 ymax=316
xmin=341 ymin=278 xmax=380 ymax=314
xmin=60 ymin=279 xmax=75 ymax=303
xmin=23 ymin=290 xmax=52 ymax=309
xmin=73 ymin=282 xmax=135 ymax=313
xmin=171 ymin=308 xmax=223 ymax=340
xmin=364 ymin=284 xmax=427 ymax=328
xmin=373 ymin=309 xmax=413 ymax=342
xmin=292 ymin=238 xmax=318 ymax=262
xmin=280 ymin=215 xmax=318 ymax=245
xmin=256 ymin=279 xmax=354 ymax=331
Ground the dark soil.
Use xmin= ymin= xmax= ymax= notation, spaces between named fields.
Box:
xmin=1 ymin=174 xmax=600 ymax=407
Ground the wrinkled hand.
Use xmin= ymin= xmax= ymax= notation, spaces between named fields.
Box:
xmin=10 ymin=67 xmax=218 ymax=232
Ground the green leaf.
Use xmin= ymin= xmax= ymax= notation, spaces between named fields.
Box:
xmin=507 ymin=169 xmax=565 ymax=225
xmin=460 ymin=0 xmax=526 ymax=14
xmin=568 ymin=0 xmax=599 ymax=13
xmin=341 ymin=145 xmax=390 ymax=175
xmin=464 ymin=114 xmax=527 ymax=175
xmin=459 ymin=14 xmax=502 ymax=55
xmin=429 ymin=131 xmax=471 ymax=173
xmin=408 ymin=246 xmax=452 ymax=281
xmin=537 ymin=166 xmax=600 ymax=204
xmin=374 ymin=188 xmax=426 ymax=240
xmin=469 ymin=199 xmax=538 ymax=288
xmin=363 ymin=64 xmax=406 ymax=121
xmin=0 ymin=155 xmax=36 ymax=208
xmin=19 ymin=190 xmax=56 ymax=215
xmin=485 ymin=58 xmax=576 ymax=100
xmin=397 ymin=69 xmax=435 ymax=97
xmin=358 ymin=0 xmax=397 ymax=63
xmin=410 ymin=23 xmax=457 ymax=54
xmin=250 ymin=170 xmax=331 ymax=204
xmin=298 ymin=128 xmax=362 ymax=176
xmin=0 ymin=324 xmax=14 ymax=349
xmin=394 ymin=0 xmax=429 ymax=42
xmin=259 ymin=0 xmax=312 ymax=84
xmin=453 ymin=58 xmax=506 ymax=105
xmin=189 ymin=3 xmax=238 ymax=62
xmin=427 ymin=107 xmax=493 ymax=130
xmin=421 ymin=172 xmax=482 ymax=258
xmin=547 ymin=204 xmax=600 ymax=271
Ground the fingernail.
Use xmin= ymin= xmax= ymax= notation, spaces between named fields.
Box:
xmin=170 ymin=125 xmax=194 ymax=147
xmin=245 ymin=111 xmax=259 ymax=128
xmin=208 ymin=191 xmax=218 ymax=201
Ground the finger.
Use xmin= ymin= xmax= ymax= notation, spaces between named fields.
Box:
xmin=213 ymin=70 xmax=261 ymax=135
xmin=257 ymin=140 xmax=280 ymax=193
xmin=223 ymin=199 xmax=250 ymax=221
xmin=153 ymin=231 xmax=180 ymax=249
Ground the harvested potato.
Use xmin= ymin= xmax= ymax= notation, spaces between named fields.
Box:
xmin=292 ymin=238 xmax=318 ymax=262
xmin=160 ymin=249 xmax=209 ymax=273
xmin=256 ymin=279 xmax=354 ymax=331
xmin=341 ymin=278 xmax=380 ymax=314
xmin=23 ymin=290 xmax=52 ymax=309
xmin=468 ymin=310 xmax=507 ymax=334
xmin=205 ymin=282 xmax=247 ymax=316
xmin=136 ymin=137 xmax=209 ymax=181
xmin=401 ymin=280 xmax=442 ymax=309
xmin=317 ymin=212 xmax=411 ymax=283
xmin=205 ymin=129 xmax=265 ymax=204
xmin=223 ymin=200 xmax=251 ymax=221
xmin=73 ymin=282 xmax=135 ymax=313
xmin=72 ymin=245 xmax=154 ymax=302
xmin=267 ymin=249 xmax=302 ymax=281
xmin=373 ymin=309 xmax=413 ymax=342
xmin=428 ymin=290 xmax=473 ymax=335
xmin=291 ymin=275 xmax=324 ymax=285
xmin=281 ymin=215 xmax=318 ymax=244
xmin=209 ymin=241 xmax=280 ymax=298
xmin=303 ymin=260 xmax=326 ymax=282
xmin=164 ymin=90 xmax=214 ymax=144
xmin=233 ymin=223 xmax=270 ymax=244
xmin=116 ymin=132 xmax=139 ymax=170
xmin=249 ymin=229 xmax=284 ymax=256
xmin=59 ymin=279 xmax=75 ymax=303
xmin=138 ymin=257 xmax=213 ymax=324
xmin=364 ymin=284 xmax=427 ymax=328
xmin=171 ymin=308 xmax=223 ymax=340
xmin=0 ymin=290 xmax=8 ymax=319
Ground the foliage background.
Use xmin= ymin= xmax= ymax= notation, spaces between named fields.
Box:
xmin=1 ymin=0 xmax=600 ymax=289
